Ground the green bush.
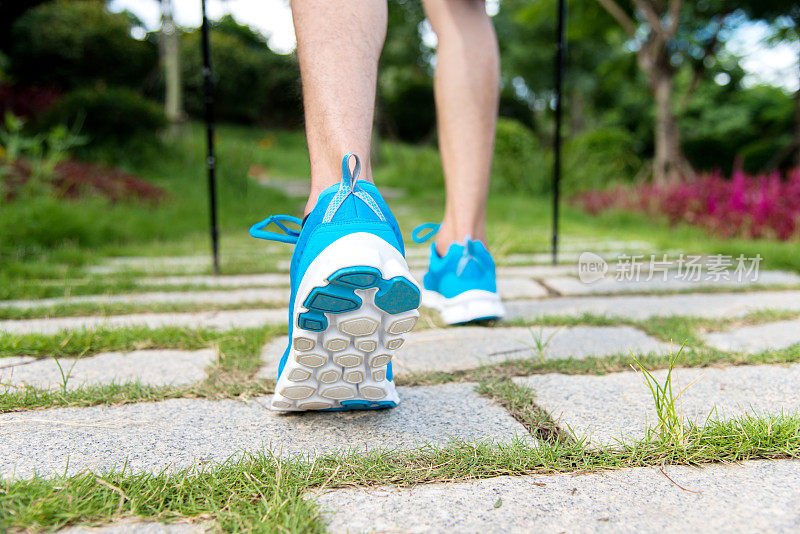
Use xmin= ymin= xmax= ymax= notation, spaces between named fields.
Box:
xmin=9 ymin=1 xmax=156 ymax=90
xmin=492 ymin=121 xmax=641 ymax=195
xmin=492 ymin=118 xmax=549 ymax=194
xmin=181 ymin=18 xmax=302 ymax=127
xmin=376 ymin=141 xmax=444 ymax=196
xmin=380 ymin=79 xmax=436 ymax=143
xmin=40 ymin=88 xmax=166 ymax=147
xmin=681 ymin=84 xmax=794 ymax=174
xmin=563 ymin=126 xmax=641 ymax=192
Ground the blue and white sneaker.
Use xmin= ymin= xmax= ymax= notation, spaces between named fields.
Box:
xmin=411 ymin=223 xmax=505 ymax=325
xmin=250 ymin=154 xmax=420 ymax=412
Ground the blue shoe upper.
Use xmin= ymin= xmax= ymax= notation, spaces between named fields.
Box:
xmin=250 ymin=154 xmax=404 ymax=379
xmin=411 ymin=223 xmax=498 ymax=299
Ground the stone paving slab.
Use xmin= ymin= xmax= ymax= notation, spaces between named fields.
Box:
xmin=258 ymin=326 xmax=670 ymax=379
xmin=496 ymin=278 xmax=549 ymax=299
xmin=557 ymin=238 xmax=655 ymax=251
xmin=0 ymin=356 xmax=35 ymax=368
xmin=87 ymin=257 xmax=213 ymax=275
xmin=139 ymin=273 xmax=288 ymax=288
xmin=543 ymin=270 xmax=800 ymax=296
xmin=516 ymin=364 xmax=800 ymax=447
xmin=407 ymin=271 xmax=550 ymax=300
xmin=0 ymin=288 xmax=289 ymax=311
xmin=705 ymin=319 xmax=800 ymax=353
xmin=496 ymin=264 xmax=577 ymax=278
xmin=0 ymin=383 xmax=530 ymax=479
xmin=312 ymin=459 xmax=800 ymax=533
xmin=60 ymin=520 xmax=212 ymax=534
xmin=0 ymin=349 xmax=215 ymax=391
xmin=505 ymin=290 xmax=800 ymax=320
xmin=0 ymin=308 xmax=288 ymax=335
xmin=87 ymin=252 xmax=287 ymax=275
xmin=148 ymin=275 xmax=545 ymax=301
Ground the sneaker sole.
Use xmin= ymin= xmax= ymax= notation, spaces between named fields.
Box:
xmin=271 ymin=233 xmax=421 ymax=412
xmin=422 ymin=289 xmax=505 ymax=325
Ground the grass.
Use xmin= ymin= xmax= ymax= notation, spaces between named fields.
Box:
xmin=632 ymin=345 xmax=692 ymax=444
xmin=3 ymin=309 xmax=800 ymax=412
xmin=0 ymin=299 xmax=285 ymax=321
xmin=0 ymin=325 xmax=284 ymax=360
xmin=0 ymin=325 xmax=280 ymax=412
xmin=2 ymin=414 xmax=798 ymax=532
xmin=3 ymin=121 xmax=800 ymax=530
xmin=2 ymin=315 xmax=799 ymax=530
xmin=476 ymin=379 xmax=571 ymax=444
xmin=7 ymin=340 xmax=798 ymax=414
xmin=3 ymin=121 xmax=800 ymax=304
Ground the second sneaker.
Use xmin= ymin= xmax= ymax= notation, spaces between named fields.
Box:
xmin=411 ymin=223 xmax=505 ymax=325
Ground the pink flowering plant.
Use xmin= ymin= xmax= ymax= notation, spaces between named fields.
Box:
xmin=572 ymin=167 xmax=800 ymax=241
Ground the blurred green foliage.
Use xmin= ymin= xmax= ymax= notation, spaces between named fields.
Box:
xmin=180 ymin=16 xmax=302 ymax=127
xmin=9 ymin=0 xmax=156 ymax=90
xmin=492 ymin=118 xmax=547 ymax=194
xmin=0 ymin=0 xmax=795 ymax=190
xmin=40 ymin=87 xmax=166 ymax=149
xmin=682 ymin=84 xmax=795 ymax=173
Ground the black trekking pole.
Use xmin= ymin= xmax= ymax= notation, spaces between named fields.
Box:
xmin=200 ymin=0 xmax=220 ymax=275
xmin=551 ymin=0 xmax=566 ymax=266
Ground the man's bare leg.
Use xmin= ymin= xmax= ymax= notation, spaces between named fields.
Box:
xmin=422 ymin=0 xmax=500 ymax=254
xmin=291 ymin=0 xmax=387 ymax=214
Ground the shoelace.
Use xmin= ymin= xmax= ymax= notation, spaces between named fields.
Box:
xmin=249 ymin=213 xmax=302 ymax=244
xmin=249 ymin=153 xmax=384 ymax=244
xmin=410 ymin=223 xmax=490 ymax=276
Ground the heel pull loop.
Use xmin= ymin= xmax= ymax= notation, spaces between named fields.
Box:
xmin=323 ymin=153 xmax=385 ymax=223
xmin=342 ymin=152 xmax=361 ymax=188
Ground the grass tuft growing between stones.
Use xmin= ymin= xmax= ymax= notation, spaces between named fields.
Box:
xmin=2 ymin=414 xmax=798 ymax=532
xmin=475 ymin=380 xmax=572 ymax=444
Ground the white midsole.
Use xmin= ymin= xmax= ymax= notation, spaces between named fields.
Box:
xmin=272 ymin=232 xmax=420 ymax=411
xmin=422 ymin=288 xmax=505 ymax=325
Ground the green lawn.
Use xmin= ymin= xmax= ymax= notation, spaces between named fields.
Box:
xmin=2 ymin=122 xmax=799 ymax=302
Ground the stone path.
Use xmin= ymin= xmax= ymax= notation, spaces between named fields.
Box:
xmin=0 ymin=383 xmax=528 ymax=479
xmin=516 ymin=364 xmax=800 ymax=447
xmin=140 ymin=273 xmax=288 ymax=288
xmin=60 ymin=520 xmax=212 ymax=534
xmin=506 ymin=290 xmax=800 ymax=320
xmin=0 ymin=349 xmax=215 ymax=392
xmin=87 ymin=256 xmax=215 ymax=275
xmin=0 ymin=308 xmax=287 ymax=335
xmin=313 ymin=460 xmax=800 ymax=533
xmin=0 ymin=288 xmax=288 ymax=310
xmin=4 ymin=243 xmax=800 ymax=531
xmin=542 ymin=269 xmax=800 ymax=295
xmin=704 ymin=319 xmax=800 ymax=353
xmin=258 ymin=326 xmax=670 ymax=378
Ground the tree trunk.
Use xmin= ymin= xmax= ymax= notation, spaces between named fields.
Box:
xmin=652 ymin=73 xmax=684 ymax=183
xmin=569 ymin=88 xmax=586 ymax=135
xmin=639 ymin=41 xmax=693 ymax=184
xmin=160 ymin=0 xmax=183 ymax=135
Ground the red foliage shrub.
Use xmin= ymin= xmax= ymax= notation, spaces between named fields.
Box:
xmin=0 ymin=83 xmax=61 ymax=119
xmin=3 ymin=158 xmax=166 ymax=203
xmin=571 ymin=168 xmax=800 ymax=241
